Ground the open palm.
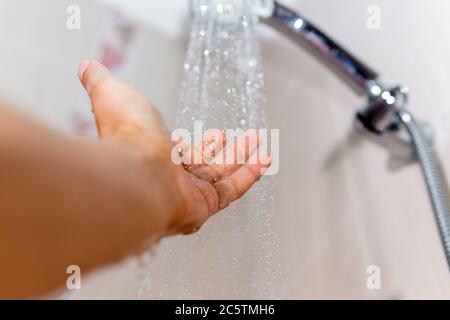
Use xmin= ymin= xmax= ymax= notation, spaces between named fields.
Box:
xmin=79 ymin=60 xmax=271 ymax=235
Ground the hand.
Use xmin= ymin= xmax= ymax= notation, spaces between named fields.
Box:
xmin=78 ymin=60 xmax=271 ymax=236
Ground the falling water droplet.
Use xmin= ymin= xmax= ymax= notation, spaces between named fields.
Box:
xmin=219 ymin=31 xmax=229 ymax=39
xmin=216 ymin=3 xmax=224 ymax=14
xmin=200 ymin=4 xmax=208 ymax=16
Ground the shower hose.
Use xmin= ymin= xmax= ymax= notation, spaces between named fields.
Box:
xmin=396 ymin=108 xmax=450 ymax=270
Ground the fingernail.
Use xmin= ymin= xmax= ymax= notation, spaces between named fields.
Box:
xmin=78 ymin=60 xmax=91 ymax=81
xmin=259 ymin=153 xmax=272 ymax=167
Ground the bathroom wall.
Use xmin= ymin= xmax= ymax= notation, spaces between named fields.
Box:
xmin=0 ymin=0 xmax=449 ymax=299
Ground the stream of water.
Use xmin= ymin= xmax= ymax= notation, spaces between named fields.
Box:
xmin=138 ymin=0 xmax=280 ymax=299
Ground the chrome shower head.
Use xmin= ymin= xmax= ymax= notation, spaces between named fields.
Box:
xmin=261 ymin=1 xmax=379 ymax=96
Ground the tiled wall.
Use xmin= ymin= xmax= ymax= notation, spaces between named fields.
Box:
xmin=0 ymin=0 xmax=449 ymax=299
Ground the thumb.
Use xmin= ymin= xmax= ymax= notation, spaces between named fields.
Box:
xmin=77 ymin=60 xmax=169 ymax=155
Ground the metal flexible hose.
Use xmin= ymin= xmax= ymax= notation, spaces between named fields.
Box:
xmin=396 ymin=108 xmax=450 ymax=269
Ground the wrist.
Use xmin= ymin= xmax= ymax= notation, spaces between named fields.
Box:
xmin=126 ymin=138 xmax=186 ymax=238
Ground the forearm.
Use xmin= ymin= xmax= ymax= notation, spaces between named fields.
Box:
xmin=0 ymin=106 xmax=179 ymax=298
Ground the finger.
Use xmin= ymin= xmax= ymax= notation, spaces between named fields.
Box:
xmin=214 ymin=152 xmax=271 ymax=210
xmin=177 ymin=173 xmax=212 ymax=235
xmin=180 ymin=129 xmax=226 ymax=172
xmin=171 ymin=139 xmax=192 ymax=167
xmin=190 ymin=177 xmax=220 ymax=216
xmin=200 ymin=129 xmax=225 ymax=165
xmin=78 ymin=60 xmax=167 ymax=147
xmin=192 ymin=129 xmax=259 ymax=183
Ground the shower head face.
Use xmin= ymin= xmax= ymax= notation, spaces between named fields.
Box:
xmin=189 ymin=0 xmax=254 ymax=34
xmin=190 ymin=0 xmax=245 ymax=21
xmin=189 ymin=0 xmax=274 ymax=22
